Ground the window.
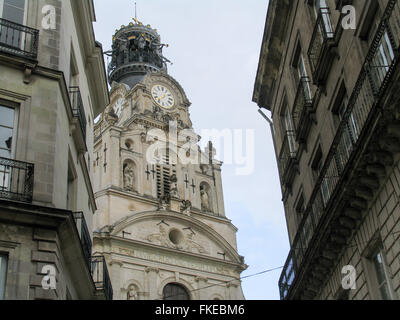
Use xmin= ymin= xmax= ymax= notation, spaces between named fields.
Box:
xmin=0 ymin=253 xmax=8 ymax=300
xmin=67 ymin=161 xmax=77 ymax=211
xmin=372 ymin=31 xmax=395 ymax=87
xmin=0 ymin=105 xmax=16 ymax=159
xmin=292 ymin=44 xmax=312 ymax=101
xmin=295 ymin=190 xmax=305 ymax=228
xmin=0 ymin=0 xmax=26 ymax=23
xmin=332 ymin=83 xmax=356 ymax=161
xmin=0 ymin=0 xmax=27 ymax=49
xmin=311 ymin=145 xmax=323 ymax=182
xmin=163 ymin=283 xmax=190 ymax=300
xmin=314 ymin=0 xmax=334 ymax=38
xmin=295 ymin=192 xmax=305 ymax=215
xmin=283 ymin=106 xmax=296 ymax=155
xmin=311 ymin=144 xmax=330 ymax=205
xmin=69 ymin=48 xmax=79 ymax=87
xmin=370 ymin=249 xmax=394 ymax=300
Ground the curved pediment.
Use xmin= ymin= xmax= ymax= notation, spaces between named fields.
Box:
xmin=106 ymin=210 xmax=243 ymax=264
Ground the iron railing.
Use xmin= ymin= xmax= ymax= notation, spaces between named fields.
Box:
xmin=73 ymin=212 xmax=92 ymax=271
xmin=279 ymin=0 xmax=400 ymax=299
xmin=278 ymin=130 xmax=298 ymax=182
xmin=0 ymin=18 xmax=39 ymax=60
xmin=91 ymin=256 xmax=113 ymax=300
xmin=0 ymin=157 xmax=34 ymax=203
xmin=292 ymin=76 xmax=313 ymax=136
xmin=69 ymin=87 xmax=87 ymax=141
xmin=308 ymin=7 xmax=335 ymax=74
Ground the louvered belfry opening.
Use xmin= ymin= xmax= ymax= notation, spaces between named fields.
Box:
xmin=156 ymin=145 xmax=176 ymax=200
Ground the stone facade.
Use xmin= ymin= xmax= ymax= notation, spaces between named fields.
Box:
xmin=93 ymin=20 xmax=247 ymax=300
xmin=0 ymin=0 xmax=110 ymax=299
xmin=254 ymin=0 xmax=400 ymax=299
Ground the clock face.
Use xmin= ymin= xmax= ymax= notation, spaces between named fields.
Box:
xmin=113 ymin=98 xmax=124 ymax=117
xmin=151 ymin=85 xmax=175 ymax=109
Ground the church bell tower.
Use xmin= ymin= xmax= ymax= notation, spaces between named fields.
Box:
xmin=92 ymin=17 xmax=247 ymax=300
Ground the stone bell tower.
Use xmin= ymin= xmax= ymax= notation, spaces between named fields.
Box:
xmin=92 ymin=18 xmax=247 ymax=300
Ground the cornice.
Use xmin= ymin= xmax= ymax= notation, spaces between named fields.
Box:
xmin=93 ymin=233 xmax=247 ymax=275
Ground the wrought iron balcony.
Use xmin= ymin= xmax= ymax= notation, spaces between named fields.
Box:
xmin=91 ymin=256 xmax=113 ymax=300
xmin=73 ymin=212 xmax=92 ymax=271
xmin=0 ymin=157 xmax=34 ymax=203
xmin=279 ymin=0 xmax=400 ymax=300
xmin=292 ymin=76 xmax=314 ymax=143
xmin=0 ymin=18 xmax=39 ymax=60
xmin=308 ymin=7 xmax=337 ymax=85
xmin=278 ymin=130 xmax=299 ymax=188
xmin=69 ymin=87 xmax=87 ymax=141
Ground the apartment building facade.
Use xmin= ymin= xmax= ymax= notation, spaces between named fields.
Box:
xmin=0 ymin=0 xmax=112 ymax=299
xmin=253 ymin=0 xmax=400 ymax=299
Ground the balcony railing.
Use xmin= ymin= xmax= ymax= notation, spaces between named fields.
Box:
xmin=0 ymin=157 xmax=34 ymax=203
xmin=69 ymin=87 xmax=87 ymax=141
xmin=91 ymin=256 xmax=113 ymax=300
xmin=73 ymin=212 xmax=92 ymax=271
xmin=278 ymin=130 xmax=298 ymax=186
xmin=308 ymin=7 xmax=336 ymax=84
xmin=279 ymin=0 xmax=400 ymax=300
xmin=292 ymin=76 xmax=313 ymax=142
xmin=0 ymin=18 xmax=39 ymax=60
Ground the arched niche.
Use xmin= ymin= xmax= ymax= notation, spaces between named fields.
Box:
xmin=200 ymin=182 xmax=213 ymax=213
xmin=122 ymin=159 xmax=137 ymax=192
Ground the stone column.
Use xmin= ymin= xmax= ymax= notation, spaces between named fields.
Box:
xmin=145 ymin=267 xmax=160 ymax=300
xmin=109 ymin=260 xmax=123 ymax=300
xmin=195 ymin=276 xmax=209 ymax=300
xmin=226 ymin=281 xmax=240 ymax=300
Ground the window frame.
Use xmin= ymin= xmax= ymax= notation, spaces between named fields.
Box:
xmin=0 ymin=104 xmax=19 ymax=160
xmin=314 ymin=0 xmax=334 ymax=37
xmin=291 ymin=42 xmax=312 ymax=103
xmin=0 ymin=0 xmax=28 ymax=24
xmin=0 ymin=253 xmax=8 ymax=300
xmin=370 ymin=247 xmax=395 ymax=300
xmin=363 ymin=241 xmax=397 ymax=300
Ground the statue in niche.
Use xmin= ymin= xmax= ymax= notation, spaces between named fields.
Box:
xmin=170 ymin=174 xmax=178 ymax=198
xmin=127 ymin=285 xmax=138 ymax=300
xmin=200 ymin=185 xmax=210 ymax=212
xmin=123 ymin=163 xmax=135 ymax=191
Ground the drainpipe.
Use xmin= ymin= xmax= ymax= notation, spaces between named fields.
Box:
xmin=258 ymin=108 xmax=279 ymax=165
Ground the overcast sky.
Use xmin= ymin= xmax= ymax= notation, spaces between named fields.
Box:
xmin=93 ymin=0 xmax=289 ymax=300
